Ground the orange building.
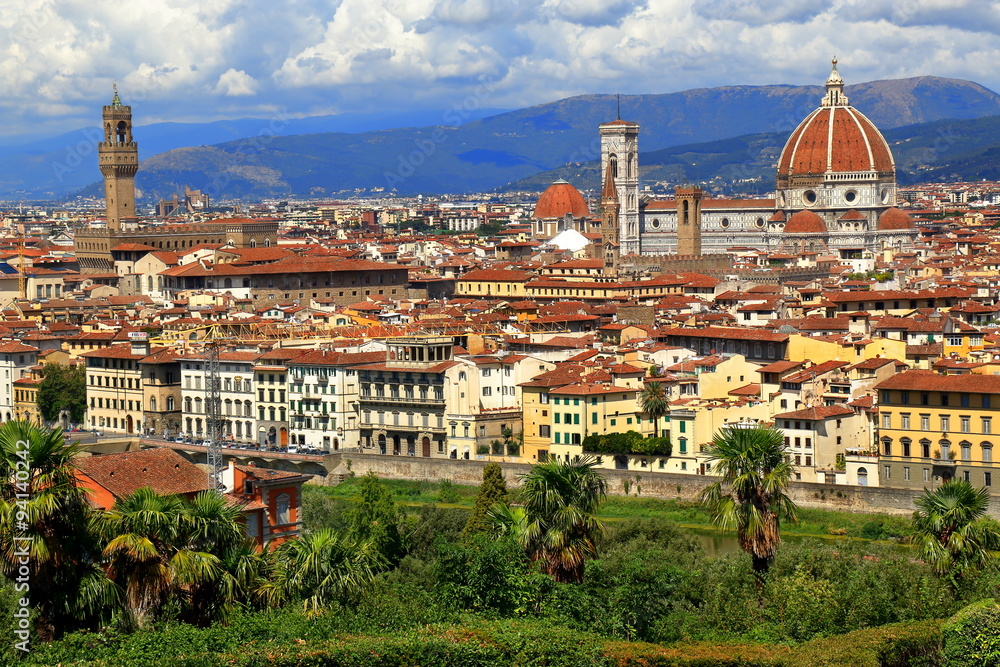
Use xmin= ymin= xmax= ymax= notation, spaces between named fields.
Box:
xmin=72 ymin=447 xmax=310 ymax=551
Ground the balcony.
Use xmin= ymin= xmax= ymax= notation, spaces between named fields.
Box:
xmin=361 ymin=394 xmax=445 ymax=405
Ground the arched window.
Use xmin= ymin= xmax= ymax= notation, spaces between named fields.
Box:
xmin=224 ymin=278 xmax=232 ymax=289
xmin=149 ymin=396 xmax=157 ymax=411
xmin=185 ymin=397 xmax=192 ymax=413
xmin=857 ymin=467 xmax=869 ymax=486
xmin=166 ymin=396 xmax=175 ymax=411
xmin=147 ymin=276 xmax=153 ymax=291
xmin=245 ymin=402 xmax=252 ymax=417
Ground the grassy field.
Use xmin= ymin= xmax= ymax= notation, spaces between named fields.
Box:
xmin=314 ymin=476 xmax=914 ymax=542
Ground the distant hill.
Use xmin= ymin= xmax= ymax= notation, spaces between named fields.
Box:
xmin=11 ymin=75 xmax=1000 ymax=201
xmin=510 ymin=115 xmax=1000 ymax=197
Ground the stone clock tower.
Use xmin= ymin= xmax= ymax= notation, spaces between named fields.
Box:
xmin=99 ymin=85 xmax=139 ymax=231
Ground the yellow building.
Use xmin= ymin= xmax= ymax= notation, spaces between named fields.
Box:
xmin=547 ymin=382 xmax=656 ymax=471
xmin=456 ymin=268 xmax=530 ymax=298
xmin=787 ymin=332 xmax=907 ymax=365
xmin=668 ymin=399 xmax=772 ymax=475
xmin=876 ymin=370 xmax=1000 ymax=493
xmin=81 ymin=340 xmax=148 ymax=434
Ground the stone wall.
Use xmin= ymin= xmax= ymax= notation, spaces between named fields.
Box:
xmin=330 ymin=452 xmax=1000 ymax=518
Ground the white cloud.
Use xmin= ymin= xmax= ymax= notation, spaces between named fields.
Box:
xmin=0 ymin=0 xmax=996 ymax=138
xmin=215 ymin=68 xmax=258 ymax=96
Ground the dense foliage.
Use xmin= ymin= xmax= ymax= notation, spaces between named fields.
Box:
xmin=583 ymin=430 xmax=672 ymax=456
xmin=463 ymin=463 xmax=508 ymax=536
xmin=9 ymin=432 xmax=1000 ymax=666
xmin=36 ymin=363 xmax=86 ymax=424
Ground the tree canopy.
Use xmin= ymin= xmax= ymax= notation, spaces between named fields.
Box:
xmin=37 ymin=363 xmax=86 ymax=424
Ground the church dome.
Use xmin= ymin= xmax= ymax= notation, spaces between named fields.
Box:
xmin=533 ymin=179 xmax=589 ymax=219
xmin=877 ymin=207 xmax=915 ymax=230
xmin=776 ymin=60 xmax=895 ymax=184
xmin=784 ymin=210 xmax=827 ymax=234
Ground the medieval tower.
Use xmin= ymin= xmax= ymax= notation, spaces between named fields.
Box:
xmin=99 ymin=85 xmax=138 ymax=231
xmin=599 ymin=161 xmax=620 ymax=274
xmin=599 ymin=115 xmax=639 ymax=255
xmin=675 ymin=186 xmax=703 ymax=256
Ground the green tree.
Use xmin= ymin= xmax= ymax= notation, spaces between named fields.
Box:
xmin=639 ymin=381 xmax=669 ymax=438
xmin=36 ymin=363 xmax=86 ymax=424
xmin=347 ymin=472 xmax=404 ymax=566
xmin=261 ymin=529 xmax=381 ymax=612
xmin=0 ymin=421 xmax=115 ymax=639
xmin=912 ymin=479 xmax=1000 ymax=585
xmin=495 ymin=456 xmax=607 ymax=583
xmin=464 ymin=463 xmax=508 ymax=537
xmin=700 ymin=425 xmax=797 ymax=582
xmin=100 ymin=487 xmax=260 ymax=629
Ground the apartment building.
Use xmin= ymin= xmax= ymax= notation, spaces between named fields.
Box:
xmin=0 ymin=341 xmax=40 ymax=421
xmin=179 ymin=351 xmax=261 ymax=441
xmin=876 ymin=370 xmax=1000 ymax=492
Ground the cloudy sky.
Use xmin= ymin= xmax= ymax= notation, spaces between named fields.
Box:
xmin=2 ymin=0 xmax=999 ymax=140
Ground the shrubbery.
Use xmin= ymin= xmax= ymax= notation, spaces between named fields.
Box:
xmin=583 ymin=431 xmax=672 ymax=456
xmin=941 ymin=598 xmax=1000 ymax=666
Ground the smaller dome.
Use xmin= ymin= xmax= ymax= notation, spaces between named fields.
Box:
xmin=877 ymin=207 xmax=915 ymax=231
xmin=784 ymin=210 xmax=827 ymax=234
xmin=533 ymin=179 xmax=589 ymax=219
xmin=768 ymin=210 xmax=786 ymax=223
xmin=838 ymin=209 xmax=866 ymax=221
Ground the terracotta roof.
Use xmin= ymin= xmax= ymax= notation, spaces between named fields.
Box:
xmin=533 ymin=180 xmax=589 ymax=219
xmin=784 ymin=210 xmax=827 ymax=234
xmin=75 ymin=448 xmax=210 ymax=498
xmin=777 ymin=101 xmax=894 ymax=176
xmin=878 ymin=207 xmax=916 ymax=231
xmin=876 ymin=370 xmax=1000 ymax=394
xmin=775 ymin=404 xmax=855 ymax=420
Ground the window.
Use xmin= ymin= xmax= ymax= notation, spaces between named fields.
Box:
xmin=921 ymin=415 xmax=930 ymax=431
xmin=964 ymin=470 xmax=971 ymax=483
xmin=275 ymin=494 xmax=290 ymax=525
xmin=940 ymin=394 xmax=949 ymax=407
xmin=984 ymin=395 xmax=992 ymax=409
xmin=881 ymin=390 xmax=891 ymax=404
xmin=884 ymin=465 xmax=891 ymax=480
xmin=900 ymin=392 xmax=910 ymax=405
xmin=882 ymin=438 xmax=892 ymax=456
xmin=903 ymin=466 xmax=910 ymax=481
xmin=984 ymin=418 xmax=992 ymax=434
xmin=921 ymin=392 xmax=930 ymax=406
xmin=940 ymin=416 xmax=950 ymax=431
xmin=962 ymin=442 xmax=972 ymax=460
xmin=902 ymin=438 xmax=911 ymax=457
xmin=901 ymin=414 xmax=910 ymax=430
xmin=882 ymin=413 xmax=891 ymax=429
xmin=482 ymin=387 xmax=492 ymax=396
xmin=962 ymin=417 xmax=971 ymax=433
xmin=921 ymin=440 xmax=931 ymax=458
xmin=984 ymin=445 xmax=993 ymax=463
xmin=961 ymin=393 xmax=970 ymax=408
xmin=987 ymin=472 xmax=993 ymax=487
xmin=923 ymin=468 xmax=930 ymax=482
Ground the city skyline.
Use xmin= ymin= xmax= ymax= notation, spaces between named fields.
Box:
xmin=1 ymin=0 xmax=999 ymax=140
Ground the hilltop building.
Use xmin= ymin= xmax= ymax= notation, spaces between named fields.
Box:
xmin=75 ymin=88 xmax=278 ymax=274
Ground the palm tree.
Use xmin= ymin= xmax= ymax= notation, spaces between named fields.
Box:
xmin=912 ymin=478 xmax=1000 ymax=584
xmin=100 ymin=487 xmax=257 ymax=629
xmin=498 ymin=456 xmax=607 ymax=583
xmin=0 ymin=421 xmax=115 ymax=639
xmin=700 ymin=425 xmax=797 ymax=582
xmin=639 ymin=381 xmax=668 ymax=438
xmin=261 ymin=529 xmax=381 ymax=612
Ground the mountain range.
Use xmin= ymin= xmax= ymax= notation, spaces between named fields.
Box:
xmin=5 ymin=76 xmax=1000 ymax=202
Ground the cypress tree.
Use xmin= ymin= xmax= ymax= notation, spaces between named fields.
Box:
xmin=464 ymin=463 xmax=508 ymax=537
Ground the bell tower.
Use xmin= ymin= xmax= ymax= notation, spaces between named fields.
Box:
xmin=599 ymin=160 xmax=620 ymax=275
xmin=99 ymin=84 xmax=138 ymax=231
xmin=599 ymin=106 xmax=639 ymax=256
xmin=675 ymin=186 xmax=703 ymax=256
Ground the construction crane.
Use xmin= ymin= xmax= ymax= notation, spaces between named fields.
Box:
xmin=16 ymin=223 xmax=25 ymax=300
xmin=204 ymin=340 xmax=224 ymax=491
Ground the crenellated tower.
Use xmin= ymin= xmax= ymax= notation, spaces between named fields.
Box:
xmin=99 ymin=84 xmax=138 ymax=231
